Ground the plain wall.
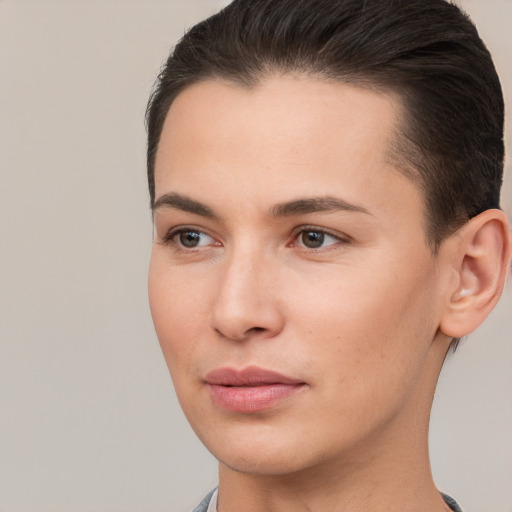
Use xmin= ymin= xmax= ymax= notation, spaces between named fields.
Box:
xmin=0 ymin=1 xmax=510 ymax=511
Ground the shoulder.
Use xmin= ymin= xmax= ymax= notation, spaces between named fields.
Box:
xmin=191 ymin=488 xmax=217 ymax=512
xmin=441 ymin=492 xmax=463 ymax=512
xmin=190 ymin=489 xmax=462 ymax=511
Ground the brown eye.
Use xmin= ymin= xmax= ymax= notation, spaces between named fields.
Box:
xmin=301 ymin=231 xmax=325 ymax=248
xmin=172 ymin=229 xmax=217 ymax=248
xmin=295 ymin=229 xmax=342 ymax=249
xmin=179 ymin=231 xmax=202 ymax=248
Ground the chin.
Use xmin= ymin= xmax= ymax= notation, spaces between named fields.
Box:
xmin=197 ymin=425 xmax=330 ymax=476
xmin=217 ymin=449 xmax=310 ymax=476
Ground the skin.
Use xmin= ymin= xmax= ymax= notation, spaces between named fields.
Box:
xmin=148 ymin=76 xmax=510 ymax=511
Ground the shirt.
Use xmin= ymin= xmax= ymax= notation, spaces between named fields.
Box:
xmin=194 ymin=488 xmax=463 ymax=512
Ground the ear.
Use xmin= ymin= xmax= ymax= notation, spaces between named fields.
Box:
xmin=439 ymin=209 xmax=512 ymax=339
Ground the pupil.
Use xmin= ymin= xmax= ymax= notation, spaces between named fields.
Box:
xmin=180 ymin=231 xmax=200 ymax=247
xmin=302 ymin=231 xmax=324 ymax=248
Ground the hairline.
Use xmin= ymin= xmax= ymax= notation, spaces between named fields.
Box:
xmin=150 ymin=70 xmax=439 ymax=250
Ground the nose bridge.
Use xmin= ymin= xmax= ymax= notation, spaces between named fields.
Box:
xmin=210 ymin=240 xmax=283 ymax=341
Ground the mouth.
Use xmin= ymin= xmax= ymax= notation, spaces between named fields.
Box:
xmin=204 ymin=366 xmax=306 ymax=413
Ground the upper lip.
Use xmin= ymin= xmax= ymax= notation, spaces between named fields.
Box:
xmin=204 ymin=366 xmax=304 ymax=386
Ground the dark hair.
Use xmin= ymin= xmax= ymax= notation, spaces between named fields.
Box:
xmin=146 ymin=0 xmax=505 ymax=351
xmin=146 ymin=0 xmax=504 ymax=247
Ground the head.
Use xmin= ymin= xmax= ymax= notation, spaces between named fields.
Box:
xmin=147 ymin=0 xmax=505 ymax=249
xmin=146 ymin=0 xmax=511 ymax=481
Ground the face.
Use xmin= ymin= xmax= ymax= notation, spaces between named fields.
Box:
xmin=149 ymin=76 xmax=449 ymax=477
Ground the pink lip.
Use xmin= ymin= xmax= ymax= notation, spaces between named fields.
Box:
xmin=204 ymin=366 xmax=306 ymax=413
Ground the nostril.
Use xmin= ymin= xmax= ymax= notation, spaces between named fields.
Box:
xmin=248 ymin=327 xmax=265 ymax=334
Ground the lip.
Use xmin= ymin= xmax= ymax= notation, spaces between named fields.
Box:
xmin=204 ymin=366 xmax=306 ymax=413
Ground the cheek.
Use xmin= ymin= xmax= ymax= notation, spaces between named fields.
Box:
xmin=288 ymin=256 xmax=439 ymax=398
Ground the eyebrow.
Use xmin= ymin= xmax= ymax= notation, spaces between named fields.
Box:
xmin=152 ymin=192 xmax=218 ymax=218
xmin=152 ymin=193 xmax=371 ymax=220
xmin=270 ymin=196 xmax=371 ymax=217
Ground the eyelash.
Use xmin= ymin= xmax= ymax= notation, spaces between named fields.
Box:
xmin=290 ymin=226 xmax=350 ymax=251
xmin=160 ymin=226 xmax=218 ymax=251
xmin=159 ymin=226 xmax=350 ymax=252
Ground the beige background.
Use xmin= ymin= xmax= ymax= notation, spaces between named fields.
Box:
xmin=0 ymin=1 xmax=510 ymax=511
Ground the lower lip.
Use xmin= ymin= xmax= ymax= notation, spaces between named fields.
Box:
xmin=207 ymin=383 xmax=305 ymax=413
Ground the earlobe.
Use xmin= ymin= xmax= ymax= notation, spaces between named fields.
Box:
xmin=439 ymin=209 xmax=512 ymax=339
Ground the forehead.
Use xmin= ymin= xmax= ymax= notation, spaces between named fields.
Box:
xmin=157 ymin=76 xmax=402 ymax=176
xmin=154 ymin=76 xmax=424 ymax=232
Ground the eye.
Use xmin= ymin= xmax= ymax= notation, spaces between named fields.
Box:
xmin=295 ymin=229 xmax=342 ymax=249
xmin=167 ymin=228 xmax=219 ymax=249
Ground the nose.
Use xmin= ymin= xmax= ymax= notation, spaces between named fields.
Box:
xmin=210 ymin=249 xmax=285 ymax=342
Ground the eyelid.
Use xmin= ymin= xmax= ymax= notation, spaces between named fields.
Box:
xmin=157 ymin=224 xmax=351 ymax=250
xmin=290 ymin=225 xmax=352 ymax=249
xmin=159 ymin=225 xmax=221 ymax=248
